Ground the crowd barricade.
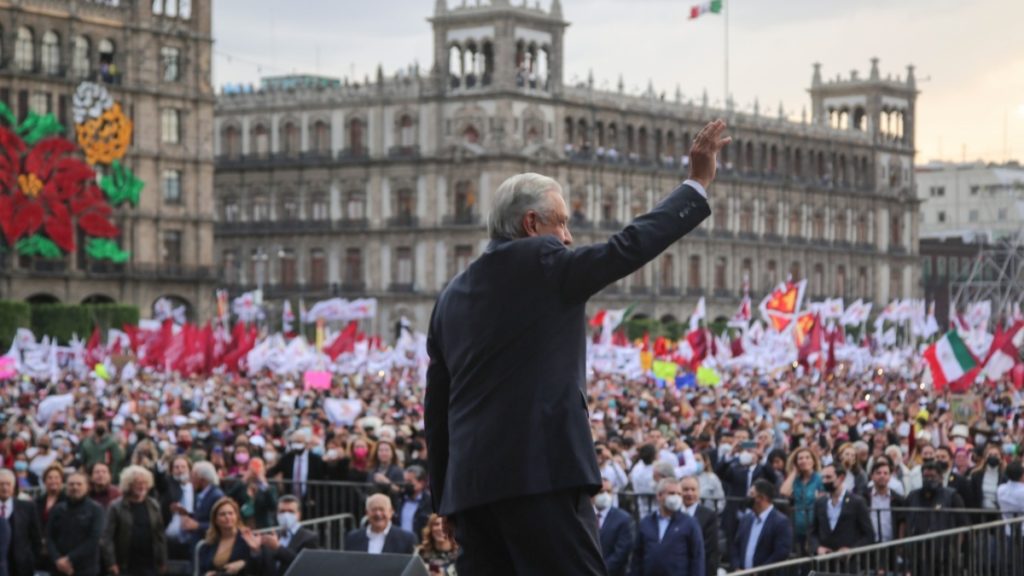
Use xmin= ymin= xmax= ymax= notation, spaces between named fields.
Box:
xmin=192 ymin=512 xmax=357 ymax=576
xmin=724 ymin=513 xmax=1024 ymax=576
xmin=219 ymin=477 xmax=384 ymax=522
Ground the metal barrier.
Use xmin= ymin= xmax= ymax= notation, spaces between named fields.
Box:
xmin=219 ymin=477 xmax=382 ymax=521
xmin=192 ymin=512 xmax=357 ymax=576
xmin=725 ymin=514 xmax=1024 ymax=576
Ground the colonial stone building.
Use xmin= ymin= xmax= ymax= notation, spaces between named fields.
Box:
xmin=0 ymin=0 xmax=215 ymax=319
xmin=213 ymin=0 xmax=921 ymax=332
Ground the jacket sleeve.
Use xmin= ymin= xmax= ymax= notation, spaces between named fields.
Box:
xmin=607 ymin=515 xmax=634 ymax=572
xmin=424 ymin=303 xmax=450 ymax=514
xmin=628 ymin=521 xmax=645 ymax=576
xmin=688 ymin=521 xmax=705 ymax=576
xmin=729 ymin=518 xmax=743 ymax=569
xmin=46 ymin=506 xmax=61 ymax=561
xmin=540 ymin=183 xmax=710 ymax=306
xmin=67 ymin=503 xmax=104 ymax=566
xmin=26 ymin=503 xmax=44 ymax=559
xmin=765 ymin=516 xmax=793 ymax=564
xmin=854 ymin=497 xmax=875 ymax=546
xmin=704 ymin=511 xmax=720 ymax=576
xmin=101 ymin=505 xmax=118 ymax=568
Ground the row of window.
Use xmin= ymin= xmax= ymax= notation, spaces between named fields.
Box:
xmin=220 ymin=114 xmax=416 ymax=159
xmin=220 ymin=245 xmax=475 ymax=289
xmin=925 ymin=208 xmax=1009 ymax=224
xmin=151 ymin=0 xmax=192 ymax=19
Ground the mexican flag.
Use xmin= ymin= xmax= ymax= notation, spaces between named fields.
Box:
xmin=923 ymin=331 xmax=979 ymax=391
xmin=690 ymin=0 xmax=723 ymax=19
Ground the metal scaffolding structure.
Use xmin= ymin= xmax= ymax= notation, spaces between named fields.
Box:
xmin=950 ymin=232 xmax=1024 ymax=325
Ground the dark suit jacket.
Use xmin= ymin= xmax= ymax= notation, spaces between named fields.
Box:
xmin=716 ymin=459 xmax=777 ymax=537
xmin=859 ymin=488 xmax=907 ymax=541
xmin=267 ymin=451 xmax=326 ymax=495
xmin=598 ymin=506 xmax=634 ymax=576
xmin=190 ymin=485 xmax=225 ymax=546
xmin=425 ymin=183 xmax=710 ymax=515
xmin=393 ymin=492 xmax=432 ymax=539
xmin=808 ymin=492 xmax=874 ymax=552
xmin=160 ymin=480 xmax=186 ymax=528
xmin=260 ymin=527 xmax=319 ymax=576
xmin=692 ymin=504 xmax=720 ymax=576
xmin=730 ymin=507 xmax=793 ymax=571
xmin=629 ymin=510 xmax=705 ymax=576
xmin=8 ymin=499 xmax=42 ymax=576
xmin=0 ymin=509 xmax=9 ymax=576
xmin=343 ymin=526 xmax=416 ymax=555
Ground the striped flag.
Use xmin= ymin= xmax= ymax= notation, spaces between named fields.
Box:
xmin=923 ymin=331 xmax=979 ymax=392
xmin=690 ymin=0 xmax=723 ymax=19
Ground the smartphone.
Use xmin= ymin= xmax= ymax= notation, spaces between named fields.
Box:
xmin=739 ymin=441 xmax=758 ymax=451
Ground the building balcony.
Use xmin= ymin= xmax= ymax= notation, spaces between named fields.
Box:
xmin=763 ymin=233 xmax=783 ymax=243
xmin=889 ymin=244 xmax=908 ymax=255
xmin=339 ymin=281 xmax=367 ymax=294
xmin=713 ymin=288 xmax=733 ymax=299
xmin=659 ymin=287 xmax=680 ymax=296
xmin=787 ymin=236 xmax=807 ymax=245
xmin=388 ymin=282 xmax=415 ymax=293
xmin=132 ymin=263 xmax=219 ymax=281
xmin=338 ymin=148 xmax=369 ymax=163
xmin=686 ymin=287 xmax=705 ymax=297
xmin=441 ymin=214 xmax=479 ymax=226
xmin=737 ymin=231 xmax=758 ymax=241
xmin=569 ymin=217 xmax=594 ymax=230
xmin=711 ymin=229 xmax=734 ymax=239
xmin=689 ymin=228 xmax=708 ymax=238
xmin=599 ymin=219 xmax=622 ymax=231
xmin=336 ymin=218 xmax=369 ymax=230
xmin=388 ymin=145 xmax=420 ymax=158
xmin=386 ymin=215 xmax=419 ymax=228
xmin=630 ymin=285 xmax=651 ymax=295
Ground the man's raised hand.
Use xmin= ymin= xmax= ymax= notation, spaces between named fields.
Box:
xmin=688 ymin=119 xmax=732 ymax=190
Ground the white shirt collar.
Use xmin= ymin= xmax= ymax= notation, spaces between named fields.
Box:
xmin=755 ymin=505 xmax=774 ymax=523
xmin=368 ymin=523 xmax=391 ymax=537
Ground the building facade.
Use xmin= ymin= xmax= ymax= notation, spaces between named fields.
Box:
xmin=0 ymin=0 xmax=215 ymax=319
xmin=213 ymin=0 xmax=921 ymax=332
xmin=916 ymin=161 xmax=1024 ymax=242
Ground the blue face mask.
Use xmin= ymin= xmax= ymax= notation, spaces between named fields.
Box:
xmin=638 ymin=400 xmax=648 ymax=410
xmin=779 ymin=422 xmax=791 ymax=432
xmin=13 ymin=461 xmax=27 ymax=472
xmin=694 ymin=461 xmax=705 ymax=474
xmin=608 ymin=399 xmax=617 ymax=409
xmin=311 ymin=446 xmax=324 ymax=457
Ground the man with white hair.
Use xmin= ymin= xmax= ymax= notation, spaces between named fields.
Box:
xmin=426 ymin=120 xmax=730 ymax=574
xmin=182 ymin=461 xmax=223 ymax=548
xmin=0 ymin=469 xmax=42 ymax=576
xmin=343 ymin=494 xmax=416 ymax=555
xmin=267 ymin=430 xmax=325 ymax=500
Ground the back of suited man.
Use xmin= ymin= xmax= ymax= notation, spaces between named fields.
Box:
xmin=426 ymin=123 xmax=728 ymax=576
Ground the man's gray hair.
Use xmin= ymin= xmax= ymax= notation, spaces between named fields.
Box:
xmin=656 ymin=477 xmax=680 ymax=496
xmin=0 ymin=469 xmax=14 ymax=484
xmin=192 ymin=461 xmax=219 ymax=486
xmin=652 ymin=460 xmax=676 ymax=480
xmin=487 ymin=172 xmax=562 ymax=240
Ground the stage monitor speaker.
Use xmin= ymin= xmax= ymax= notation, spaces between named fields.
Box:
xmin=283 ymin=549 xmax=430 ymax=576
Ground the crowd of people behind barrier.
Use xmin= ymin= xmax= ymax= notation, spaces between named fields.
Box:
xmin=0 ymin=361 xmax=1023 ymax=575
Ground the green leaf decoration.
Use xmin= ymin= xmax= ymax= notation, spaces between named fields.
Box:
xmin=16 ymin=234 xmax=63 ymax=259
xmin=17 ymin=112 xmax=65 ymax=145
xmin=0 ymin=102 xmax=16 ymax=128
xmin=99 ymin=160 xmax=144 ymax=206
xmin=85 ymin=238 xmax=130 ymax=263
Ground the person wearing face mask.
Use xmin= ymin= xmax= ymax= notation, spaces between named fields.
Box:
xmin=228 ymin=456 xmax=278 ymax=529
xmin=593 ymin=479 xmax=633 ymax=576
xmin=936 ymin=445 xmax=973 ymax=507
xmin=266 ymin=431 xmax=325 ymax=502
xmin=808 ymin=464 xmax=873 ymax=559
xmin=78 ymin=420 xmax=125 ymax=482
xmin=730 ymin=479 xmax=792 ymax=571
xmin=905 ymin=461 xmax=965 ymax=574
xmin=257 ymin=496 xmax=318 ymax=576
xmin=394 ymin=465 xmax=432 ymax=538
xmin=46 ymin=472 xmax=104 ymax=576
xmin=680 ymin=476 xmax=719 ymax=576
xmin=630 ymin=477 xmax=705 ymax=576
xmin=715 ymin=435 xmax=777 ymax=551
xmin=966 ymin=443 xmax=1007 ymax=524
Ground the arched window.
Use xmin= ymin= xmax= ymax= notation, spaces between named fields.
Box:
xmin=311 ymin=120 xmax=331 ymax=155
xmin=454 ymin=180 xmax=476 ymax=221
xmin=250 ymin=124 xmax=269 ymax=157
xmin=278 ymin=193 xmax=299 ymax=221
xmin=462 ymin=125 xmax=479 ymax=144
xmin=15 ymin=27 xmax=34 ymax=72
xmin=72 ymin=35 xmax=91 ymax=78
xmin=41 ymin=31 xmax=60 ymax=75
xmin=399 ymin=114 xmax=415 ymax=148
xmin=349 ymin=117 xmax=365 ymax=154
xmin=98 ymin=39 xmax=117 ymax=83
xmin=221 ymin=125 xmax=241 ymax=159
xmin=280 ymin=121 xmax=300 ymax=156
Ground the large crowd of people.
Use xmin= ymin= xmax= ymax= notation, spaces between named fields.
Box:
xmin=0 ymin=358 xmax=1022 ymax=575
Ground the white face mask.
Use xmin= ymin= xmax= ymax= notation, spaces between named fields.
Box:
xmin=290 ymin=443 xmax=306 ymax=452
xmin=664 ymin=495 xmax=683 ymax=512
xmin=739 ymin=452 xmax=754 ymax=466
xmin=594 ymin=492 xmax=612 ymax=510
xmin=174 ymin=474 xmax=190 ymax=484
xmin=277 ymin=512 xmax=299 ymax=531
xmin=953 ymin=437 xmax=966 ymax=448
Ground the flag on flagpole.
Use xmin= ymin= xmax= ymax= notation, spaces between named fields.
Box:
xmin=690 ymin=0 xmax=723 ymax=19
xmin=282 ymin=300 xmax=295 ymax=335
xmin=923 ymin=331 xmax=979 ymax=392
xmin=689 ymin=297 xmax=706 ymax=332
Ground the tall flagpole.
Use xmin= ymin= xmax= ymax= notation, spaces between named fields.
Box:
xmin=724 ymin=0 xmax=729 ymax=106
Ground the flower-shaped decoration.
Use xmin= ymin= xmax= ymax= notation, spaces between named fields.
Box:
xmin=0 ymin=104 xmax=123 ymax=260
xmin=73 ymin=82 xmax=141 ymax=207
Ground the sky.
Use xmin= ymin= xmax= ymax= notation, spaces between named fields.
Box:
xmin=212 ymin=0 xmax=1024 ymax=165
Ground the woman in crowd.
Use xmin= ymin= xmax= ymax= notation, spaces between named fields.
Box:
xmin=780 ymin=447 xmax=823 ymax=556
xmin=35 ymin=463 xmax=65 ymax=573
xmin=103 ymin=465 xmax=167 ymax=576
xmin=227 ymin=457 xmax=277 ymax=529
xmin=197 ymin=497 xmax=264 ymax=576
xmin=837 ymin=442 xmax=868 ymax=495
xmin=418 ymin=514 xmax=458 ymax=575
xmin=967 ymin=442 xmax=1007 ymax=522
xmin=692 ymin=450 xmax=725 ymax=513
xmin=368 ymin=439 xmax=404 ymax=493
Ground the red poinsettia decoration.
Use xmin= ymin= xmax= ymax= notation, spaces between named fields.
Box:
xmin=0 ymin=124 xmax=119 ymax=254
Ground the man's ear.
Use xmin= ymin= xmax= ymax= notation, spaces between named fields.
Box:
xmin=522 ymin=211 xmax=537 ymax=236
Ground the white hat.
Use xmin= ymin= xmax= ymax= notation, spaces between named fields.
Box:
xmin=951 ymin=424 xmax=969 ymax=439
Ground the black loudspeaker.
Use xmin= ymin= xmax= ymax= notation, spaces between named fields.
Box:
xmin=283 ymin=549 xmax=430 ymax=576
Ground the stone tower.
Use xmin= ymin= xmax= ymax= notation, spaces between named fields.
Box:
xmin=430 ymin=0 xmax=569 ymax=95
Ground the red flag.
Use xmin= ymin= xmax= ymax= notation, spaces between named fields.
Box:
xmin=685 ymin=329 xmax=708 ymax=371
xmin=85 ymin=326 xmax=102 ymax=365
xmin=654 ymin=336 xmax=670 ymax=358
xmin=730 ymin=336 xmax=744 ymax=358
xmin=798 ymin=314 xmax=823 ymax=368
xmin=324 ymin=321 xmax=359 ymax=360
